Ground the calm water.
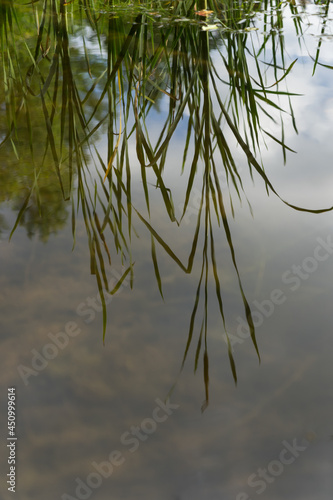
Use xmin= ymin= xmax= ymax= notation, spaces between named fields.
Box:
xmin=1 ymin=2 xmax=333 ymax=499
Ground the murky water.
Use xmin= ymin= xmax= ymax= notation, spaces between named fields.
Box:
xmin=1 ymin=2 xmax=333 ymax=499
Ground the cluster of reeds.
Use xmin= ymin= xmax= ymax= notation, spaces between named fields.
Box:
xmin=1 ymin=0 xmax=332 ymax=406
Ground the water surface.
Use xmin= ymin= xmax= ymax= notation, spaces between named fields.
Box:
xmin=1 ymin=2 xmax=333 ymax=499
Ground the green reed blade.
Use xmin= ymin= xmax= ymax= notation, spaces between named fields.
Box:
xmin=151 ymin=234 xmax=164 ymax=299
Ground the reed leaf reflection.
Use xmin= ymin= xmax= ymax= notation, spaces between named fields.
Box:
xmin=1 ymin=0 xmax=333 ymax=407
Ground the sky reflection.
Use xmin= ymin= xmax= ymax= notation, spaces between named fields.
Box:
xmin=1 ymin=3 xmax=333 ymax=500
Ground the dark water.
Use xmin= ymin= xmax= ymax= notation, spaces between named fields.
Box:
xmin=1 ymin=2 xmax=333 ymax=499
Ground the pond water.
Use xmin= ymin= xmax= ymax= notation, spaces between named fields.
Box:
xmin=1 ymin=1 xmax=333 ymax=499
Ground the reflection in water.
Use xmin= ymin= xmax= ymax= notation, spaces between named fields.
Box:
xmin=1 ymin=2 xmax=333 ymax=499
xmin=1 ymin=0 xmax=333 ymax=405
xmin=1 ymin=2 xmax=332 ymax=407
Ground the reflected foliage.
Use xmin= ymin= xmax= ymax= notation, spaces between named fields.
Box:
xmin=1 ymin=0 xmax=333 ymax=407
